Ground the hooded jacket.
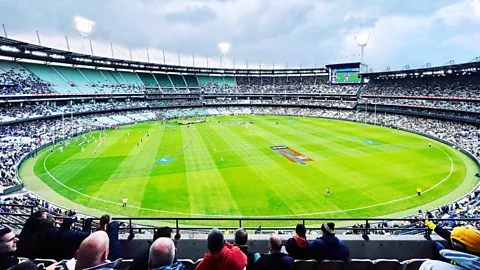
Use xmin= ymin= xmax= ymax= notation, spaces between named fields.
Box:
xmin=196 ymin=242 xmax=247 ymax=270
xmin=308 ymin=235 xmax=350 ymax=262
xmin=285 ymin=235 xmax=310 ymax=259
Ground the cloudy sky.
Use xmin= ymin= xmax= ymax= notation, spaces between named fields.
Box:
xmin=0 ymin=0 xmax=479 ymax=70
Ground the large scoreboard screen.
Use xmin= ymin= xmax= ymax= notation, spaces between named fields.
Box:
xmin=330 ymin=68 xmax=361 ymax=84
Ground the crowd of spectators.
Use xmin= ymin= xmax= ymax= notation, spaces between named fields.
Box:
xmin=360 ymin=98 xmax=480 ymax=113
xmin=362 ymin=76 xmax=480 ymax=98
xmin=0 ymin=68 xmax=53 ymax=95
xmin=0 ymin=100 xmax=203 ymax=123
xmin=204 ymin=98 xmax=357 ymax=108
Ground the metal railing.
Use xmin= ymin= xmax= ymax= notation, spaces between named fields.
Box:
xmin=1 ymin=208 xmax=478 ymax=241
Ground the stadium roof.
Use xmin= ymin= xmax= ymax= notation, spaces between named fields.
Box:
xmin=361 ymin=60 xmax=480 ymax=78
xmin=0 ymin=37 xmax=328 ymax=76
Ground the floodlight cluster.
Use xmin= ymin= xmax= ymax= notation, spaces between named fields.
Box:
xmin=75 ymin=16 xmax=95 ymax=36
xmin=355 ymin=32 xmax=370 ymax=47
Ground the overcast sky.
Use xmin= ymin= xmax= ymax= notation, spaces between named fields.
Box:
xmin=1 ymin=0 xmax=479 ymax=70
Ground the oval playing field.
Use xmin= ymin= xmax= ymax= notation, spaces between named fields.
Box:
xmin=20 ymin=115 xmax=479 ymax=219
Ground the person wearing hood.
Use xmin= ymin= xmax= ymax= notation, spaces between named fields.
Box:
xmin=148 ymin=238 xmax=184 ymax=270
xmin=196 ymin=228 xmax=247 ymax=270
xmin=285 ymin=224 xmax=310 ymax=259
xmin=309 ymin=222 xmax=350 ymax=262
xmin=416 ymin=216 xmax=480 ymax=261
xmin=233 ymin=228 xmax=255 ymax=270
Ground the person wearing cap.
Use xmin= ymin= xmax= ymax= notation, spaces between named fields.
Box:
xmin=416 ymin=216 xmax=480 ymax=260
xmin=285 ymin=224 xmax=310 ymax=259
xmin=0 ymin=227 xmax=22 ymax=269
xmin=308 ymin=222 xmax=350 ymax=262
xmin=196 ymin=228 xmax=247 ymax=270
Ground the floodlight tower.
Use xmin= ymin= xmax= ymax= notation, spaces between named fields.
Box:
xmin=218 ymin=42 xmax=231 ymax=68
xmin=355 ymin=31 xmax=370 ymax=64
xmin=75 ymin=16 xmax=95 ymax=54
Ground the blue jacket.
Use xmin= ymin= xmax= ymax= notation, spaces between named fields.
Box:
xmin=255 ymin=252 xmax=294 ymax=270
xmin=308 ymin=236 xmax=350 ymax=262
xmin=106 ymin=221 xmax=123 ymax=261
xmin=150 ymin=261 xmax=185 ymax=270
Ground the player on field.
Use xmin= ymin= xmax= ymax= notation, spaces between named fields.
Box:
xmin=344 ymin=73 xmax=349 ymax=82
xmin=326 ymin=188 xmax=330 ymax=196
xmin=417 ymin=187 xmax=422 ymax=196
xmin=122 ymin=197 xmax=128 ymax=207
xmin=429 ymin=143 xmax=432 ymax=148
xmin=94 ymin=150 xmax=97 ymax=156
xmin=220 ymin=158 xmax=224 ymax=162
xmin=82 ymin=147 xmax=84 ymax=153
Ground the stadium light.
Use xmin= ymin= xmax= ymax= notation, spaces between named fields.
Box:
xmin=355 ymin=31 xmax=370 ymax=64
xmin=74 ymin=16 xmax=95 ymax=54
xmin=218 ymin=42 xmax=231 ymax=68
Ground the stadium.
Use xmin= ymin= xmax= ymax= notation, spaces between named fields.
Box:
xmin=0 ymin=2 xmax=480 ymax=270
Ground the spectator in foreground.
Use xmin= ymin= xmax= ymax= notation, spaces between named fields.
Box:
xmin=99 ymin=214 xmax=123 ymax=261
xmin=129 ymin=227 xmax=174 ymax=270
xmin=416 ymin=216 xmax=480 ymax=259
xmin=148 ymin=238 xmax=184 ymax=270
xmin=285 ymin=224 xmax=310 ymax=259
xmin=64 ymin=231 xmax=120 ymax=270
xmin=254 ymin=233 xmax=294 ymax=270
xmin=419 ymin=249 xmax=480 ymax=270
xmin=233 ymin=228 xmax=255 ymax=270
xmin=0 ymin=228 xmax=22 ymax=269
xmin=196 ymin=228 xmax=247 ymax=270
xmin=309 ymin=222 xmax=350 ymax=262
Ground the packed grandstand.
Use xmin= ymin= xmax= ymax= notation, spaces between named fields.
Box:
xmin=0 ymin=34 xmax=479 ymax=270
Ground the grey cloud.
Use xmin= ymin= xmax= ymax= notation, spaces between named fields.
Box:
xmin=165 ymin=6 xmax=217 ymax=24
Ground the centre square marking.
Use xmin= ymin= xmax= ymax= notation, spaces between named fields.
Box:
xmin=271 ymin=145 xmax=313 ymax=166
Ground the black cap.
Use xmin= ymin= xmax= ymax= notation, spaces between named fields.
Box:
xmin=0 ymin=227 xmax=12 ymax=238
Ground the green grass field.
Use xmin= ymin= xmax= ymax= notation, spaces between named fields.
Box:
xmin=19 ymin=116 xmax=479 ymax=224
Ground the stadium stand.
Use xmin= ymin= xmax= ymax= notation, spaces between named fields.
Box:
xmin=2 ymin=37 xmax=480 ymax=269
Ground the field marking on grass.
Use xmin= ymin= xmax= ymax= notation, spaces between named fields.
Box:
xmin=199 ymin=126 xmax=216 ymax=150
xmin=75 ymin=129 xmax=195 ymax=191
xmin=43 ymin=139 xmax=455 ymax=217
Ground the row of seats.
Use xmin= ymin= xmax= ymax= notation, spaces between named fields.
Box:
xmin=23 ymin=258 xmax=429 ymax=270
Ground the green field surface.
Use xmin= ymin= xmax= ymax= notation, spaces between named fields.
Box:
xmin=20 ymin=116 xmax=479 ymax=225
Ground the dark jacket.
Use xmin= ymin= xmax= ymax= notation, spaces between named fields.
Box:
xmin=0 ymin=253 xmax=21 ymax=270
xmin=308 ymin=236 xmax=350 ymax=262
xmin=254 ymin=252 xmax=294 ymax=270
xmin=285 ymin=235 xmax=310 ymax=259
xmin=55 ymin=219 xmax=92 ymax=260
xmin=16 ymin=217 xmax=41 ymax=258
xmin=106 ymin=221 xmax=123 ymax=261
xmin=235 ymin=245 xmax=255 ymax=270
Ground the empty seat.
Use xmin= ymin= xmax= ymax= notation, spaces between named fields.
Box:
xmin=294 ymin=259 xmax=318 ymax=270
xmin=373 ymin=259 xmax=400 ymax=270
xmin=401 ymin=259 xmax=429 ymax=270
xmin=320 ymin=260 xmax=346 ymax=270
xmin=179 ymin=259 xmax=196 ymax=270
xmin=347 ymin=259 xmax=373 ymax=270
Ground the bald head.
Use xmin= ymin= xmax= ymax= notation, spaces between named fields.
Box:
xmin=268 ymin=233 xmax=282 ymax=253
xmin=148 ymin=238 xmax=175 ymax=269
xmin=75 ymin=231 xmax=109 ymax=270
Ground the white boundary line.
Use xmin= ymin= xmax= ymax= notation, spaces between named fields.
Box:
xmin=43 ymin=138 xmax=455 ymax=217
